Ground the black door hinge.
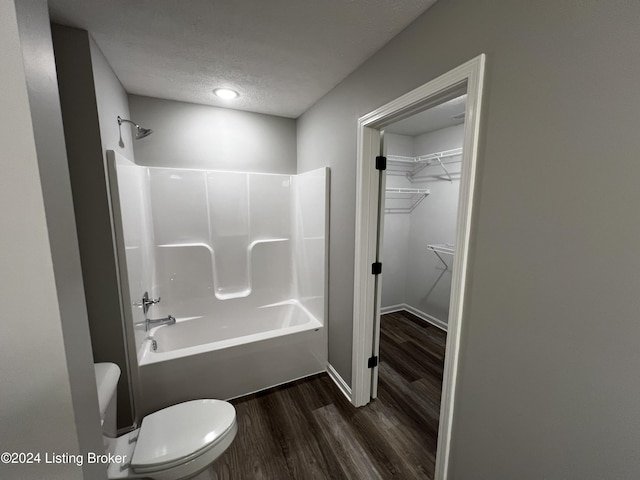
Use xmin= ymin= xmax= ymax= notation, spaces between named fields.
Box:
xmin=371 ymin=262 xmax=382 ymax=275
xmin=375 ymin=156 xmax=387 ymax=171
xmin=368 ymin=356 xmax=379 ymax=368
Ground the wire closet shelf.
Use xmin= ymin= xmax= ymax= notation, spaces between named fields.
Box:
xmin=384 ymin=187 xmax=430 ymax=214
xmin=387 ymin=147 xmax=462 ymax=183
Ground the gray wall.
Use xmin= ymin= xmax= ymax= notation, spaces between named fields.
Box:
xmin=384 ymin=132 xmax=414 ymax=158
xmin=297 ymin=1 xmax=640 ymax=477
xmin=90 ymin=34 xmax=142 ymax=429
xmin=129 ymin=95 xmax=297 ymax=173
xmin=15 ymin=2 xmax=106 ymax=478
xmin=380 ymin=213 xmax=410 ymax=307
xmin=0 ymin=1 xmax=82 ymax=478
xmin=91 ymin=38 xmax=136 ymax=161
xmin=52 ymin=25 xmax=136 ymax=428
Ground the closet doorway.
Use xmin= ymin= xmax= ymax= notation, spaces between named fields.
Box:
xmin=381 ymin=94 xmax=466 ymax=329
xmin=352 ymin=55 xmax=485 ymax=479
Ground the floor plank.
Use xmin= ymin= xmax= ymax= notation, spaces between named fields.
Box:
xmin=211 ymin=311 xmax=446 ymax=479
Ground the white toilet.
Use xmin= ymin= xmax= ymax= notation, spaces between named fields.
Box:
xmin=94 ymin=362 xmax=237 ymax=479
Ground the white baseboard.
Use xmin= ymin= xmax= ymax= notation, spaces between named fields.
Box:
xmin=326 ymin=363 xmax=352 ymax=401
xmin=380 ymin=304 xmax=405 ymax=315
xmin=380 ymin=303 xmax=448 ymax=332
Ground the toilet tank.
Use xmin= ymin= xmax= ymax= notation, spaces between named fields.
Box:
xmin=94 ymin=362 xmax=120 ymax=438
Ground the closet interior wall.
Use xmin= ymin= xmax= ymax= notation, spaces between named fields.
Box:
xmin=382 ymin=123 xmax=464 ymax=328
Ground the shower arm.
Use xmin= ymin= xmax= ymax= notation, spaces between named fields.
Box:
xmin=117 ymin=116 xmax=139 ymax=128
xmin=117 ymin=116 xmax=153 ymax=139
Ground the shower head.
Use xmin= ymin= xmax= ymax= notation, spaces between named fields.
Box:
xmin=135 ymin=126 xmax=153 ymax=139
xmin=117 ymin=116 xmax=153 ymax=140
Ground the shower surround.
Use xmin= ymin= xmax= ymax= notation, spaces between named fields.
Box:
xmin=108 ymin=151 xmax=328 ymax=416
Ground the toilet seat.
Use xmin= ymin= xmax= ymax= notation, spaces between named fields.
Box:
xmin=130 ymin=399 xmax=236 ymax=474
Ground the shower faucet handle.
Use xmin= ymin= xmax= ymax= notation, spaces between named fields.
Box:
xmin=133 ymin=292 xmax=161 ymax=314
xmin=144 ymin=296 xmax=161 ymax=306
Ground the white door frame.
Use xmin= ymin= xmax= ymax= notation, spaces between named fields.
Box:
xmin=351 ymin=54 xmax=485 ymax=479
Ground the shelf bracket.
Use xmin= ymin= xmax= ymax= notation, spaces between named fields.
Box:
xmin=434 ymin=155 xmax=453 ymax=182
xmin=433 ymin=251 xmax=449 ymax=269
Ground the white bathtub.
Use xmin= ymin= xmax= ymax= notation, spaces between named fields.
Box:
xmin=137 ymin=300 xmax=326 ymax=417
xmin=139 ymin=301 xmax=322 ymax=365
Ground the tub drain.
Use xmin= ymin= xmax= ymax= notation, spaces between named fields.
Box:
xmin=152 ymin=339 xmax=158 ymax=351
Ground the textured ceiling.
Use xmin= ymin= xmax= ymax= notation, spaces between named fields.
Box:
xmin=385 ymin=94 xmax=467 ymax=137
xmin=48 ymin=0 xmax=437 ymax=118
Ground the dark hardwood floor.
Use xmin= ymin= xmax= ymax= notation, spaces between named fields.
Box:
xmin=210 ymin=311 xmax=447 ymax=480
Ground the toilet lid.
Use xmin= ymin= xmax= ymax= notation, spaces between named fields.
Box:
xmin=131 ymin=399 xmax=236 ymax=471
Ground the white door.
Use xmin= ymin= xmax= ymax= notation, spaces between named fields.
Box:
xmin=369 ymin=134 xmax=387 ymax=399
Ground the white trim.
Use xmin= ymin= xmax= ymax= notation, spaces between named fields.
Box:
xmin=379 ymin=304 xmax=405 ymax=315
xmin=351 ymin=54 xmax=486 ymax=480
xmin=380 ymin=304 xmax=448 ymax=332
xmin=326 ymin=363 xmax=352 ymax=401
xmin=404 ymin=304 xmax=448 ymax=332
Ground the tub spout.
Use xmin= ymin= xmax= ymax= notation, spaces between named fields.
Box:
xmin=136 ymin=315 xmax=176 ymax=331
xmin=147 ymin=315 xmax=176 ymax=329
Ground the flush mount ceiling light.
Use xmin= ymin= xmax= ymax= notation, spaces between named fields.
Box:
xmin=213 ymin=88 xmax=239 ymax=99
